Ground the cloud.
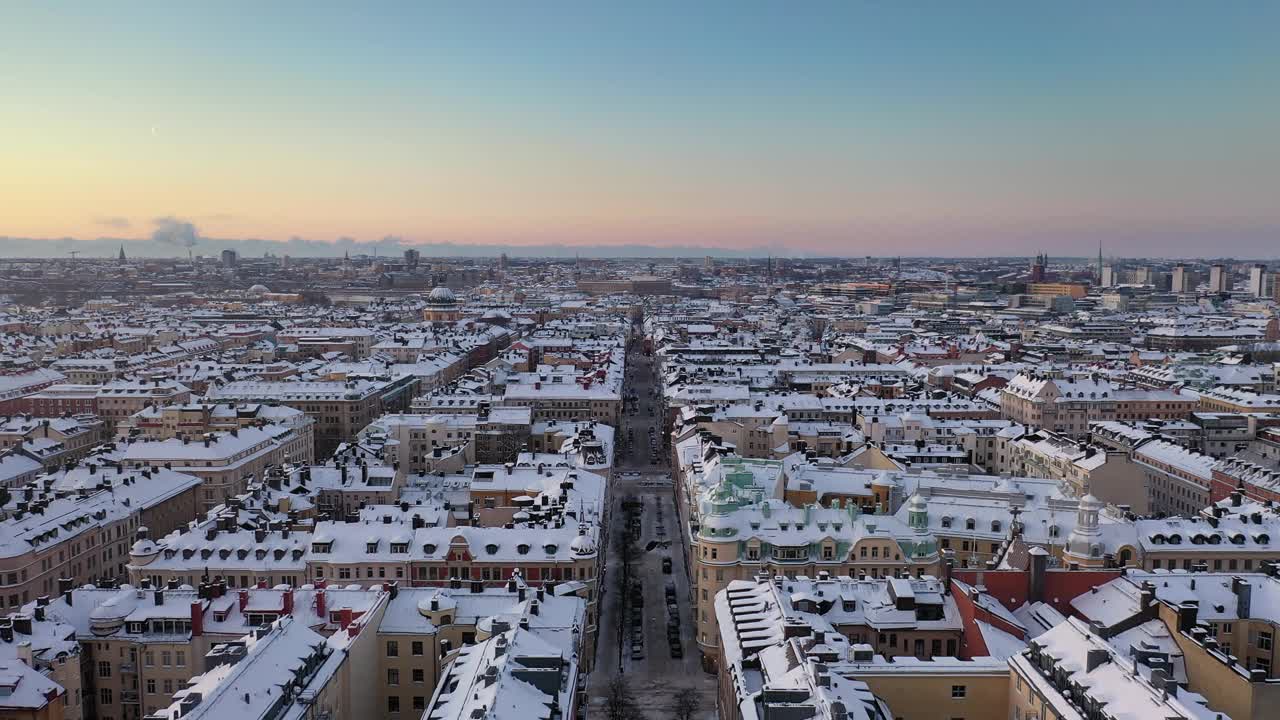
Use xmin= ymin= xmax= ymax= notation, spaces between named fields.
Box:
xmin=151 ymin=216 xmax=200 ymax=247
xmin=93 ymin=216 xmax=132 ymax=230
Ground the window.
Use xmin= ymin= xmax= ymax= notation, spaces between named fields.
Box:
xmin=98 ymin=661 xmax=111 ymax=677
xmin=163 ymin=679 xmax=173 ymax=694
xmin=100 ymin=689 xmax=113 ymax=705
xmin=176 ymin=650 xmax=185 ymax=667
xmin=952 ymin=685 xmax=967 ymax=698
xmin=413 ymin=696 xmax=426 ymax=711
xmin=388 ymin=696 xmax=400 ymax=713
xmin=1259 ymin=631 xmax=1274 ymax=651
xmin=387 ymin=669 xmax=400 ymax=686
xmin=147 ymin=679 xmax=156 ymax=694
xmin=412 ymin=641 xmax=424 ymax=656
xmin=387 ymin=640 xmax=399 ymax=657
xmin=161 ymin=651 xmax=171 ymax=666
xmin=412 ymin=668 xmax=425 ymax=683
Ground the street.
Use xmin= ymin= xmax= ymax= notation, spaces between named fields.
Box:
xmin=586 ymin=342 xmax=717 ymax=718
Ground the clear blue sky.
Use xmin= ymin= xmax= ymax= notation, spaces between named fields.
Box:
xmin=3 ymin=2 xmax=1278 ymax=256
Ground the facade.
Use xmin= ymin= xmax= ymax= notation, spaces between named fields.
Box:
xmin=118 ymin=425 xmax=312 ymax=511
xmin=692 ymin=479 xmax=939 ymax=669
xmin=206 ymin=377 xmax=417 ymax=453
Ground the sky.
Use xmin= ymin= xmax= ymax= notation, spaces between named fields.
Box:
xmin=3 ymin=2 xmax=1279 ymax=257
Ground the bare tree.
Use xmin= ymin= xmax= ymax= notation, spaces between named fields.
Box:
xmin=673 ymin=686 xmax=700 ymax=720
xmin=605 ymin=675 xmax=643 ymax=720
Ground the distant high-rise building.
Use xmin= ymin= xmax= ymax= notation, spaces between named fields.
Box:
xmin=1132 ymin=266 xmax=1153 ymax=285
xmin=1100 ymin=265 xmax=1115 ymax=287
xmin=1171 ymin=264 xmax=1193 ymax=293
xmin=498 ymin=252 xmax=509 ymax=271
xmin=403 ymin=248 xmax=420 ymax=269
xmin=220 ymin=249 xmax=238 ymax=268
xmin=1208 ymin=264 xmax=1229 ymax=293
xmin=1249 ymin=263 xmax=1269 ymax=297
xmin=704 ymin=255 xmax=714 ymax=270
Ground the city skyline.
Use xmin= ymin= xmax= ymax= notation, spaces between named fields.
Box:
xmin=5 ymin=3 xmax=1280 ymax=256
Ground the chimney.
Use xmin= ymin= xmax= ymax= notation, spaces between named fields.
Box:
xmin=190 ymin=601 xmax=204 ymax=637
xmin=238 ymin=589 xmax=249 ymax=613
xmin=316 ymin=590 xmax=327 ymax=619
xmin=1028 ymin=548 xmax=1048 ymax=603
xmin=282 ymin=588 xmax=294 ymax=616
xmin=1085 ymin=648 xmax=1109 ymax=673
xmin=154 ymin=589 xmax=164 ymax=606
xmin=339 ymin=607 xmax=353 ymax=631
xmin=1139 ymin=581 xmax=1156 ymax=616
xmin=1176 ymin=601 xmax=1199 ymax=633
xmin=1232 ymin=577 xmax=1252 ymax=620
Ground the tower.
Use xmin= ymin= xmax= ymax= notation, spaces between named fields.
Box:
xmin=118 ymin=245 xmax=127 ymax=264
xmin=1249 ymin=264 xmax=1268 ymax=297
xmin=1064 ymin=494 xmax=1106 ymax=568
xmin=1208 ymin=264 xmax=1229 ymax=293
xmin=1096 ymin=241 xmax=1103 ymax=284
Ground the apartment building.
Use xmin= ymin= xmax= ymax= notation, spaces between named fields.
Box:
xmin=128 ymin=508 xmax=605 ymax=647
xmin=276 ymin=326 xmax=378 ymax=359
xmin=981 ymin=428 xmax=1146 ymax=513
xmin=118 ymin=425 xmax=312 ymax=511
xmin=1000 ymin=374 xmax=1193 ymax=439
xmin=500 ymin=362 xmax=623 ymax=428
xmin=382 ymin=581 xmax=587 ymax=718
xmin=1008 ymin=616 xmax=1226 ymax=720
xmin=1198 ymin=386 xmax=1280 ymax=414
xmin=89 ymin=382 xmax=194 ymax=432
xmin=421 ymin=623 xmax=581 ymax=720
xmin=361 ymin=406 xmax=532 ymax=473
xmin=1060 ymin=493 xmax=1280 ymax=572
xmin=692 ymin=483 xmax=939 ymax=669
xmin=0 ymin=609 xmax=83 ymax=720
xmin=144 ymin=611 xmax=383 ymax=720
xmin=1132 ymin=439 xmax=1217 ymax=516
xmin=121 ymin=402 xmax=313 ymax=442
xmin=0 ymin=467 xmax=201 ymax=615
xmin=0 ymin=415 xmax=106 ymax=470
xmin=206 ymin=377 xmax=417 ymax=452
xmin=42 ymin=582 xmax=387 ymax=720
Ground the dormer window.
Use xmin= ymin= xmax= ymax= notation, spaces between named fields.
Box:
xmin=516 ymin=543 xmax=530 ymax=555
xmin=390 ymin=542 xmax=409 ymax=554
xmin=485 ymin=543 xmax=499 ymax=555
xmin=991 ymin=521 xmax=1002 ymax=533
xmin=423 ymin=543 xmax=438 ymax=554
xmin=941 ymin=517 xmax=952 ymax=529
xmin=965 ymin=518 xmax=976 ymax=531
xmin=366 ymin=540 xmax=379 ymax=553
xmin=544 ymin=543 xmax=558 ymax=554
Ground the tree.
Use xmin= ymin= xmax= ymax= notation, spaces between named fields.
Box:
xmin=605 ymin=675 xmax=643 ymax=720
xmin=673 ymin=687 xmax=700 ymax=720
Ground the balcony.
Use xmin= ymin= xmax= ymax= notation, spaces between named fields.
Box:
xmin=119 ymin=662 xmax=136 ymax=673
xmin=122 ymin=690 xmax=140 ymax=704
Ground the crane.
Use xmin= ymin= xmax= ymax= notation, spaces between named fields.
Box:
xmin=67 ymin=250 xmax=80 ymax=262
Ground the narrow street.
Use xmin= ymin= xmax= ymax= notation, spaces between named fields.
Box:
xmin=586 ymin=342 xmax=717 ymax=718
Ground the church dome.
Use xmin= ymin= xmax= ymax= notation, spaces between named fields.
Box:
xmin=427 ymin=287 xmax=457 ymax=304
